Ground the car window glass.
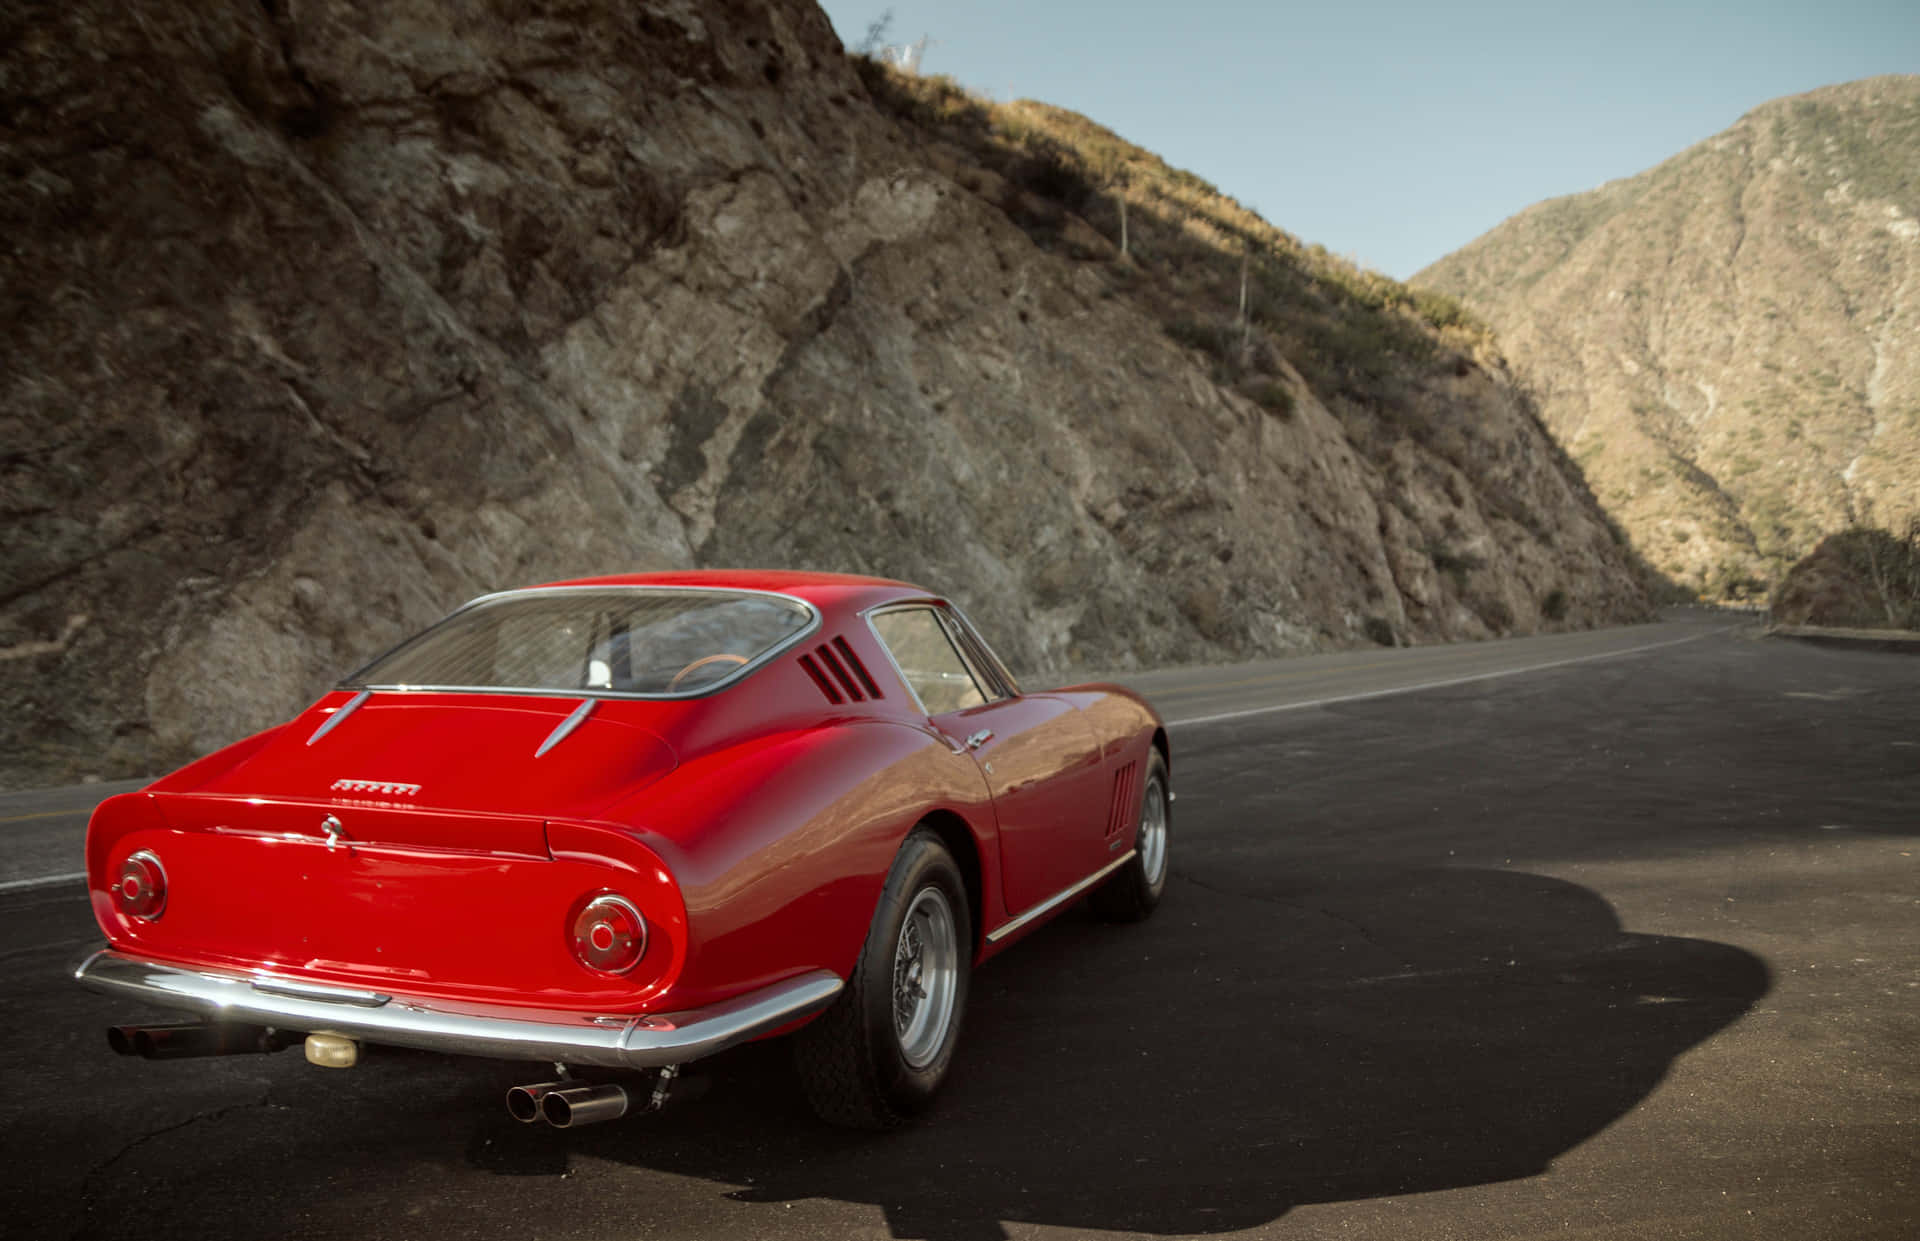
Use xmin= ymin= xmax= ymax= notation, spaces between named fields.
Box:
xmin=940 ymin=607 xmax=1019 ymax=698
xmin=871 ymin=608 xmax=988 ymax=715
xmin=345 ymin=589 xmax=812 ymax=696
xmin=933 ymin=610 xmax=1002 ymax=701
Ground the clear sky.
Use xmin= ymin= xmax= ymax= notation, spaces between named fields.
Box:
xmin=815 ymin=1 xmax=1920 ymax=280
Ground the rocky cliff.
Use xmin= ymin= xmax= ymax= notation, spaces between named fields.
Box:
xmin=1418 ymin=77 xmax=1920 ymax=599
xmin=1 ymin=0 xmax=1648 ymax=785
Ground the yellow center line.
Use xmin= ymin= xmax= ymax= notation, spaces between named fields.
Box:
xmin=0 ymin=808 xmax=91 ymax=824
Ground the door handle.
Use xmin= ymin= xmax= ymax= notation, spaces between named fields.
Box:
xmin=965 ymin=729 xmax=994 ymax=750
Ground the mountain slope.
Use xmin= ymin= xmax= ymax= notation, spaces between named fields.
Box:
xmin=0 ymin=0 xmax=1647 ymax=785
xmin=1418 ymin=76 xmax=1920 ymax=598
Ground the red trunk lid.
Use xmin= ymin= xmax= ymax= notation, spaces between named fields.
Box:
xmin=158 ymin=692 xmax=676 ymax=854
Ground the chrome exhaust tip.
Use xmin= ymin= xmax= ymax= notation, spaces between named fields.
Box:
xmin=505 ymin=1080 xmax=582 ymax=1124
xmin=541 ymin=1082 xmax=630 ymax=1128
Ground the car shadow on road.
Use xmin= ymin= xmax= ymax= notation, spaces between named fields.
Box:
xmin=459 ymin=864 xmax=1769 ymax=1240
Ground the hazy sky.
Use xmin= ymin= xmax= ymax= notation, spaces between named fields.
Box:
xmin=816 ymin=1 xmax=1920 ymax=279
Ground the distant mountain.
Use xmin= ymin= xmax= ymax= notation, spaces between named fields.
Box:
xmin=1418 ymin=76 xmax=1920 ymax=598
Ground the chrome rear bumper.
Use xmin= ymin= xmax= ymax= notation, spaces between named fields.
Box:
xmin=75 ymin=949 xmax=842 ymax=1070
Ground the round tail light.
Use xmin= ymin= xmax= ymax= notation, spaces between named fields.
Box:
xmin=115 ymin=851 xmax=167 ymax=920
xmin=569 ymin=895 xmax=647 ymax=975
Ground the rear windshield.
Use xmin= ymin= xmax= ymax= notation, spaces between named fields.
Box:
xmin=344 ymin=588 xmax=815 ymax=697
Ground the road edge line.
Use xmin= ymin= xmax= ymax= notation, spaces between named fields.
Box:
xmin=1166 ymin=624 xmax=1740 ymax=729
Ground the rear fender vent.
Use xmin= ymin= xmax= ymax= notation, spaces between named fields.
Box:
xmin=1105 ymin=760 xmax=1140 ymax=837
xmin=797 ymin=654 xmax=843 ymax=704
xmin=800 ymin=638 xmax=884 ymax=705
xmin=832 ymin=636 xmax=883 ymax=699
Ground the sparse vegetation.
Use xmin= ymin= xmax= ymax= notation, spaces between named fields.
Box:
xmin=837 ymin=52 xmax=1664 ymax=632
xmin=850 ymin=57 xmax=1500 ymax=454
xmin=1773 ymin=520 xmax=1920 ymax=629
xmin=1244 ymin=378 xmax=1295 ymax=418
xmin=1429 ymin=546 xmax=1484 ymax=591
xmin=1541 ymin=588 xmax=1569 ymax=621
xmin=1163 ymin=315 xmax=1235 ymax=361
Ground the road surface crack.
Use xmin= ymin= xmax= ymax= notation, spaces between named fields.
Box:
xmin=73 ymin=1087 xmax=274 ymax=1236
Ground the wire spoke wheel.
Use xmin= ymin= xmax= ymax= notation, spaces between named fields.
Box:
xmin=795 ymin=830 xmax=972 ymax=1128
xmin=1138 ymin=772 xmax=1168 ymax=886
xmin=892 ymin=886 xmax=959 ymax=1069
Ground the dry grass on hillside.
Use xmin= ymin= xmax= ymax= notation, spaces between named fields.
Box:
xmin=848 ymin=61 xmax=1674 ymax=605
xmin=852 ymin=62 xmax=1490 ymax=426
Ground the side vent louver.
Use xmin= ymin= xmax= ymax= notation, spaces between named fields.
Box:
xmin=797 ymin=654 xmax=843 ymax=704
xmin=833 ymin=636 xmax=883 ymax=699
xmin=800 ymin=638 xmax=883 ymax=705
xmin=1105 ymin=760 xmax=1140 ymax=836
xmin=814 ymin=644 xmax=864 ymax=700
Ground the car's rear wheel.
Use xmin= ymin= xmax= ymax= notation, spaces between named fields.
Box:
xmin=795 ymin=829 xmax=971 ymax=1129
xmin=1091 ymin=751 xmax=1169 ymax=921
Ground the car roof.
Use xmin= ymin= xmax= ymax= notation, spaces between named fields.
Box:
xmin=528 ymin=569 xmax=936 ymax=613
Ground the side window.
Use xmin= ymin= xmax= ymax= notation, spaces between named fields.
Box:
xmin=941 ymin=607 xmax=1020 ymax=698
xmin=871 ymin=608 xmax=988 ymax=715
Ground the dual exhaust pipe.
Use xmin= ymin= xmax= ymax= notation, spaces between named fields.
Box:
xmin=506 ymin=1080 xmax=630 ymax=1128
xmin=109 ymin=1023 xmax=650 ymax=1130
xmin=508 ymin=1065 xmax=676 ymax=1128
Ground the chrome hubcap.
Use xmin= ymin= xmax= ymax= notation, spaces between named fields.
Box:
xmin=892 ymin=886 xmax=959 ymax=1068
xmin=1139 ymin=775 xmax=1168 ymax=886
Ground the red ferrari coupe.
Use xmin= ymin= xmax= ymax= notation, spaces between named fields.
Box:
xmin=77 ymin=572 xmax=1171 ymax=1128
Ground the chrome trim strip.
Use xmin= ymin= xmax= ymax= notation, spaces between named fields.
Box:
xmin=984 ymin=851 xmax=1136 ymax=945
xmin=534 ymin=698 xmax=597 ymax=758
xmin=617 ymin=972 xmax=844 ymax=1064
xmin=250 ymin=974 xmax=391 ymax=1007
xmin=305 ymin=690 xmax=371 ymax=746
xmin=338 ymin=585 xmax=822 ymax=702
xmin=74 ymin=949 xmax=843 ymax=1070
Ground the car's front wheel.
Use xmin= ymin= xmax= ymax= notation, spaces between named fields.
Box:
xmin=794 ymin=828 xmax=971 ymax=1128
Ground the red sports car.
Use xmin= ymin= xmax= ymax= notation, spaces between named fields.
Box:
xmin=77 ymin=571 xmax=1171 ymax=1128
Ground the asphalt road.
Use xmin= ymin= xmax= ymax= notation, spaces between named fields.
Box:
xmin=0 ymin=778 xmax=147 ymax=890
xmin=4 ymin=613 xmax=1915 ymax=1239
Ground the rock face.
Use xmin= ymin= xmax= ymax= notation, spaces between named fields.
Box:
xmin=1418 ymin=77 xmax=1920 ymax=599
xmin=0 ymin=0 xmax=1648 ymax=785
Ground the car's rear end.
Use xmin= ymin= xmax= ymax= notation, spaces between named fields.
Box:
xmin=76 ymin=584 xmax=849 ymax=1123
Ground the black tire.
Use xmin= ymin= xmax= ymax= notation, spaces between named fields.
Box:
xmin=1091 ymin=751 xmax=1170 ymax=922
xmin=794 ymin=829 xmax=972 ymax=1129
